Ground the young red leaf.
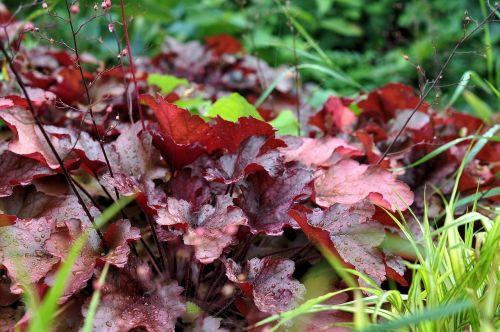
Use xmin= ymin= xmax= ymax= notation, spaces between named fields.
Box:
xmin=141 ymin=94 xmax=212 ymax=168
xmin=205 ymin=34 xmax=243 ymax=57
xmin=322 ymin=96 xmax=357 ymax=134
xmin=210 ymin=117 xmax=276 ymax=154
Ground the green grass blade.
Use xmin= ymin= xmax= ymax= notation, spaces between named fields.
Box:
xmin=464 ymin=124 xmax=499 ymax=166
xmin=394 ymin=134 xmax=500 ymax=170
xmin=81 ymin=263 xmax=110 ymax=332
xmin=255 ymin=63 xmax=361 ymax=107
xmin=362 ymin=300 xmax=473 ymax=332
xmin=445 ymin=71 xmax=471 ymax=109
xmin=28 ymin=195 xmax=135 ymax=332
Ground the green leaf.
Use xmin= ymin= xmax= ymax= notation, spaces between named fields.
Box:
xmin=206 ymin=93 xmax=263 ymax=122
xmin=147 ymin=73 xmax=188 ymax=94
xmin=174 ymin=98 xmax=212 ymax=115
xmin=362 ymin=300 xmax=474 ymax=332
xmin=315 ymin=0 xmax=333 ymax=16
xmin=463 ymin=90 xmax=493 ymax=124
xmin=269 ymin=110 xmax=299 ymax=136
xmin=321 ymin=18 xmax=363 ymax=37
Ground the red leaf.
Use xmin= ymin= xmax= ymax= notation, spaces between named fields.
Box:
xmin=238 ymin=162 xmax=314 ymax=235
xmin=0 ymin=217 xmax=59 ymax=293
xmin=0 ymin=147 xmax=55 ymax=197
xmin=205 ymin=34 xmax=244 ymax=57
xmin=83 ymin=261 xmax=185 ymax=332
xmin=44 ymin=219 xmax=140 ymax=302
xmin=357 ymin=83 xmax=429 ymax=121
xmin=314 ymin=159 xmax=414 ymax=211
xmin=290 ymin=201 xmax=403 ymax=285
xmin=224 ymin=257 xmax=305 ymax=313
xmin=142 ymin=94 xmax=212 ymax=168
xmin=204 ymin=136 xmax=284 ymax=184
xmin=324 ymin=96 xmax=357 ymax=133
xmin=279 ymin=136 xmax=362 ymax=167
xmin=157 ymin=195 xmax=247 ymax=263
xmin=0 ymin=97 xmax=105 ymax=171
xmin=142 ymin=94 xmax=277 ymax=168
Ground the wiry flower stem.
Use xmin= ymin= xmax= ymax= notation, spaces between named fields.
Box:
xmin=0 ymin=42 xmax=105 ymax=243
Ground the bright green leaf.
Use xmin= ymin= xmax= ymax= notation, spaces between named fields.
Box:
xmin=147 ymin=73 xmax=189 ymax=94
xmin=174 ymin=98 xmax=212 ymax=115
xmin=321 ymin=18 xmax=363 ymax=37
xmin=269 ymin=110 xmax=299 ymax=136
xmin=206 ymin=93 xmax=263 ymax=122
xmin=463 ymin=90 xmax=493 ymax=124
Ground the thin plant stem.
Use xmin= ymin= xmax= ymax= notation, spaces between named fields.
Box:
xmin=118 ymin=0 xmax=145 ymax=130
xmin=0 ymin=42 xmax=105 ymax=243
xmin=377 ymin=8 xmax=497 ymax=165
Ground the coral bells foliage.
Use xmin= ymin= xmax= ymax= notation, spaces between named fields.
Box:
xmin=0 ymin=16 xmax=499 ymax=332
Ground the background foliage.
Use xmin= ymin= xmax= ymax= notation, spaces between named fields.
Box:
xmin=5 ymin=0 xmax=499 ymax=112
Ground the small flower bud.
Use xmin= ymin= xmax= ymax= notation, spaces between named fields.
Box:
xmin=108 ymin=23 xmax=114 ymax=32
xmin=121 ymin=49 xmax=128 ymax=57
xmin=23 ymin=22 xmax=36 ymax=32
xmin=403 ymin=55 xmax=409 ymax=61
xmin=42 ymin=2 xmax=48 ymax=9
xmin=70 ymin=3 xmax=80 ymax=14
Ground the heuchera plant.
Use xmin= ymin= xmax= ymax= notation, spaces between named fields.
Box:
xmin=0 ymin=3 xmax=499 ymax=331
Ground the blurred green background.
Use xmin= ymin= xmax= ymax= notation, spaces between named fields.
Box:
xmin=3 ymin=0 xmax=499 ymax=114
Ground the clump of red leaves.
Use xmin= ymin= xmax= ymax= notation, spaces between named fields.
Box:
xmin=1 ymin=6 xmax=499 ymax=332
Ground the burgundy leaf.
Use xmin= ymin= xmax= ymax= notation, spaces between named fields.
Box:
xmin=289 ymin=200 xmax=403 ymax=285
xmin=184 ymin=195 xmax=248 ymax=263
xmin=209 ymin=116 xmax=275 ymax=154
xmin=0 ymin=147 xmax=55 ymax=197
xmin=106 ymin=122 xmax=167 ymax=182
xmin=314 ymin=159 xmax=414 ymax=211
xmin=357 ymin=83 xmax=429 ymax=121
xmin=0 ymin=307 xmax=22 ymax=332
xmin=157 ymin=195 xmax=247 ymax=263
xmin=0 ymin=274 xmax=19 ymax=306
xmin=224 ymin=257 xmax=305 ymax=313
xmin=238 ymin=162 xmax=314 ymax=235
xmin=204 ymin=136 xmax=284 ymax=184
xmin=168 ymin=169 xmax=211 ymax=208
xmin=0 ymin=217 xmax=58 ymax=293
xmin=44 ymin=219 xmax=140 ymax=301
xmin=83 ymin=261 xmax=185 ymax=332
